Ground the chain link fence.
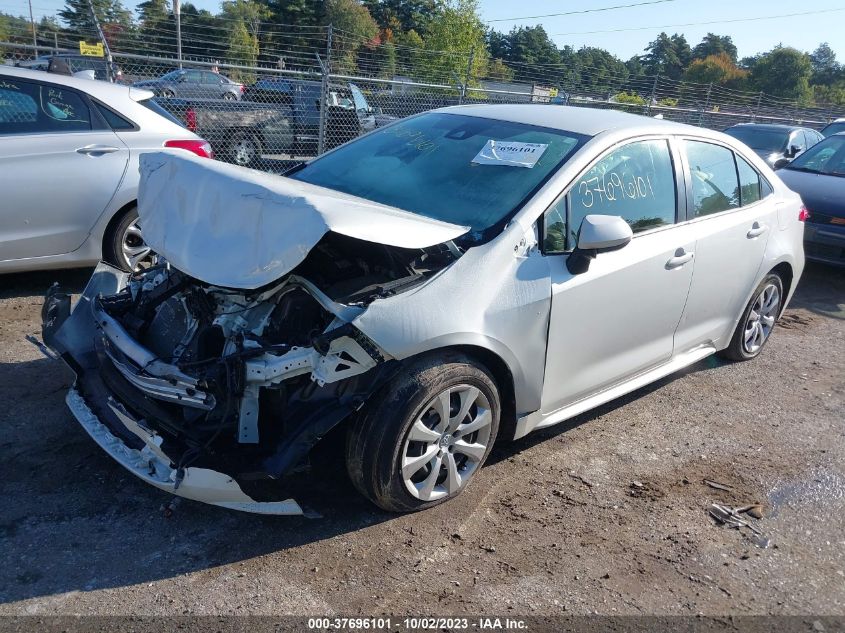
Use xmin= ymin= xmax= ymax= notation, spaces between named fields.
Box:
xmin=3 ymin=35 xmax=844 ymax=175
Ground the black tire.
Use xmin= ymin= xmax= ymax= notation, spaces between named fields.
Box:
xmin=161 ymin=89 xmax=175 ymax=98
xmin=346 ymin=353 xmax=500 ymax=513
xmin=718 ymin=273 xmax=784 ymax=361
xmin=223 ymin=91 xmax=237 ymax=101
xmin=104 ymin=206 xmax=151 ymax=273
xmin=229 ymin=133 xmax=262 ymax=168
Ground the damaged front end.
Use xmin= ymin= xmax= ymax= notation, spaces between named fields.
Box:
xmin=43 ymin=232 xmax=458 ymax=514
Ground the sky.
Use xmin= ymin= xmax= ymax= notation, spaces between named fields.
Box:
xmin=6 ymin=0 xmax=845 ymax=61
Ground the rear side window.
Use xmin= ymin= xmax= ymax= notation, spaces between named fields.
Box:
xmin=566 ymin=139 xmax=677 ymax=244
xmin=139 ymin=97 xmax=185 ymax=128
xmin=685 ymin=141 xmax=739 ymax=217
xmin=0 ymin=77 xmax=92 ymax=134
xmin=94 ymin=102 xmax=134 ymax=130
xmin=736 ymin=155 xmax=761 ymax=206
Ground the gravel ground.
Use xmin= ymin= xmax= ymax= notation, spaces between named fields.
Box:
xmin=0 ymin=262 xmax=842 ymax=617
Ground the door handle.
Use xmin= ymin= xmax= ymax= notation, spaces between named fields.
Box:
xmin=76 ymin=144 xmax=119 ymax=155
xmin=666 ymin=249 xmax=694 ymax=269
xmin=747 ymin=222 xmax=768 ymax=239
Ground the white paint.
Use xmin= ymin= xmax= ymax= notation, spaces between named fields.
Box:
xmin=472 ymin=140 xmax=548 ymax=168
xmin=138 ymin=152 xmax=470 ymax=289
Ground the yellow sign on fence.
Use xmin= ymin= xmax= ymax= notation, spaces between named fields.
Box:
xmin=78 ymin=42 xmax=104 ymax=57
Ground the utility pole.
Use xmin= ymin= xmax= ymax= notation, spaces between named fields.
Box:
xmin=645 ymin=74 xmax=658 ymax=115
xmin=460 ymin=47 xmax=475 ymax=105
xmin=698 ymin=82 xmax=712 ymax=127
xmin=174 ymin=0 xmax=183 ymax=69
xmin=87 ymin=0 xmax=113 ymax=69
xmin=53 ymin=31 xmax=58 ymax=53
xmin=752 ymin=91 xmax=763 ymax=122
xmin=317 ymin=24 xmax=333 ymax=156
xmin=28 ymin=0 xmax=38 ymax=55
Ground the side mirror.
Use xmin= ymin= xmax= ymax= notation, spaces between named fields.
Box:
xmin=566 ymin=215 xmax=633 ymax=275
xmin=789 ymin=145 xmax=802 ymax=157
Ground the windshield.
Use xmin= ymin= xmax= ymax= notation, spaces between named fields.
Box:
xmin=822 ymin=122 xmax=845 ymax=137
xmin=785 ymin=135 xmax=845 ymax=176
xmin=290 ymin=112 xmax=587 ymax=237
xmin=160 ymin=70 xmax=183 ymax=81
xmin=724 ymin=127 xmax=788 ymax=153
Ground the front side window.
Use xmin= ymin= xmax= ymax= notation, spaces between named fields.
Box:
xmin=723 ymin=127 xmax=787 ymax=153
xmin=563 ymin=139 xmax=677 ymax=247
xmin=785 ymin=135 xmax=845 ymax=176
xmin=291 ymin=112 xmax=587 ymax=238
xmin=685 ymin=140 xmax=740 ymax=217
xmin=0 ymin=77 xmax=91 ymax=134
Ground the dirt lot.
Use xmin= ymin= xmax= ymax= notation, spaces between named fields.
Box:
xmin=0 ymin=263 xmax=843 ymax=618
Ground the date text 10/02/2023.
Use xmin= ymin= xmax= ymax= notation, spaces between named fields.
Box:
xmin=306 ymin=617 xmax=529 ymax=630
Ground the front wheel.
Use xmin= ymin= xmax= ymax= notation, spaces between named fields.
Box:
xmin=223 ymin=91 xmax=237 ymax=101
xmin=346 ymin=354 xmax=500 ymax=512
xmin=719 ymin=273 xmax=784 ymax=361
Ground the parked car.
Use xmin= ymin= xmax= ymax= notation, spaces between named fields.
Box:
xmin=133 ymin=69 xmax=244 ymax=101
xmin=42 ymin=105 xmax=805 ymax=515
xmin=821 ymin=118 xmax=845 ymax=137
xmin=776 ymin=132 xmax=845 ymax=266
xmin=16 ymin=54 xmax=122 ymax=82
xmin=723 ymin=123 xmax=824 ymax=168
xmin=0 ymin=66 xmax=212 ymax=274
xmin=245 ymin=77 xmax=395 ymax=136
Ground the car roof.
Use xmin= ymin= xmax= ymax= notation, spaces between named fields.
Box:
xmin=435 ymin=103 xmax=704 ymax=137
xmin=0 ymin=64 xmax=150 ymax=100
xmin=727 ymin=123 xmax=807 ymax=132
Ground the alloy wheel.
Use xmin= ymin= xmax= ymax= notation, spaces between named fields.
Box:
xmin=121 ymin=220 xmax=154 ymax=272
xmin=743 ymin=283 xmax=780 ymax=354
xmin=233 ymin=137 xmax=258 ymax=166
xmin=400 ymin=384 xmax=493 ymax=502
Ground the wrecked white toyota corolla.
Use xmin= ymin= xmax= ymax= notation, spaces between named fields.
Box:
xmin=43 ymin=106 xmax=805 ymax=514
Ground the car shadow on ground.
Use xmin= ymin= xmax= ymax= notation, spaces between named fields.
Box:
xmin=0 ymin=268 xmax=92 ymax=301
xmin=787 ymin=261 xmax=844 ymax=320
xmin=0 ymin=261 xmax=839 ymax=604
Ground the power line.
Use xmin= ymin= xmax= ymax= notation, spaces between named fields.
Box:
xmin=549 ymin=7 xmax=845 ymax=36
xmin=486 ymin=0 xmax=680 ymax=23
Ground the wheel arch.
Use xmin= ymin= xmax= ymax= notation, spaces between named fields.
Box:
xmin=769 ymin=261 xmax=794 ymax=316
xmin=100 ymin=199 xmax=138 ymax=259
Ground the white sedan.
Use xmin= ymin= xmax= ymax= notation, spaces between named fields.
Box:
xmin=0 ymin=66 xmax=212 ymax=274
xmin=43 ymin=105 xmax=805 ymax=514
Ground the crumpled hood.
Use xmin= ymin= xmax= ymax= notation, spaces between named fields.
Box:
xmin=138 ymin=152 xmax=470 ymax=289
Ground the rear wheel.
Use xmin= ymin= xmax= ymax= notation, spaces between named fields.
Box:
xmin=719 ymin=273 xmax=784 ymax=361
xmin=223 ymin=91 xmax=237 ymax=101
xmin=230 ymin=133 xmax=262 ymax=167
xmin=104 ymin=207 xmax=154 ymax=273
xmin=346 ymin=354 xmax=500 ymax=512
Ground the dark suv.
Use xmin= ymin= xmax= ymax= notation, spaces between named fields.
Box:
xmin=723 ymin=123 xmax=824 ymax=169
xmin=16 ymin=54 xmax=122 ymax=82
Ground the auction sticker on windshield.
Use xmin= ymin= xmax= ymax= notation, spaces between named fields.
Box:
xmin=472 ymin=140 xmax=548 ymax=168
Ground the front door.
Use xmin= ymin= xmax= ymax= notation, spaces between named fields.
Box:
xmin=541 ymin=137 xmax=698 ymax=413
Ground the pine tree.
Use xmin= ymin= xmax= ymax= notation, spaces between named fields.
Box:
xmin=58 ymin=0 xmax=132 ymax=37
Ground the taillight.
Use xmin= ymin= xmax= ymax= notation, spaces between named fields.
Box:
xmin=185 ymin=107 xmax=197 ymax=132
xmin=240 ymin=84 xmax=245 ymax=94
xmin=798 ymin=206 xmax=810 ymax=222
xmin=165 ymin=139 xmax=214 ymax=159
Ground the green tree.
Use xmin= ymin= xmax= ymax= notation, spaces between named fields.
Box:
xmin=641 ymin=32 xmax=686 ymax=79
xmin=221 ymin=0 xmax=270 ymax=62
xmin=575 ymin=47 xmax=629 ymax=93
xmin=324 ymin=0 xmax=379 ymax=73
xmin=418 ymin=0 xmax=488 ymax=85
xmin=485 ymin=24 xmax=560 ymax=74
xmin=362 ymin=0 xmax=438 ymax=34
xmin=810 ymin=43 xmax=842 ymax=86
xmin=58 ymin=0 xmax=132 ymax=36
xmin=692 ymin=33 xmax=737 ymax=63
xmin=226 ymin=18 xmax=257 ymax=79
xmin=750 ymin=46 xmax=813 ymax=102
xmin=135 ymin=0 xmax=172 ymax=55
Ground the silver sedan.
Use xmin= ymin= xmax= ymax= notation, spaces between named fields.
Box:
xmin=0 ymin=66 xmax=212 ymax=274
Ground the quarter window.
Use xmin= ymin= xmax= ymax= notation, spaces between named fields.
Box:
xmin=685 ymin=140 xmax=739 ymax=217
xmin=736 ymin=155 xmax=761 ymax=206
xmin=564 ymin=139 xmax=677 ymax=247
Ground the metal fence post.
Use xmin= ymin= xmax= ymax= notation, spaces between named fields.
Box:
xmin=459 ymin=47 xmax=474 ymax=105
xmin=698 ymin=82 xmax=712 ymax=127
xmin=317 ymin=23 xmax=333 ymax=156
xmin=27 ymin=0 xmax=37 ymax=55
xmin=752 ymin=92 xmax=763 ymax=122
xmin=645 ymin=74 xmax=658 ymax=115
xmin=174 ymin=0 xmax=182 ymax=69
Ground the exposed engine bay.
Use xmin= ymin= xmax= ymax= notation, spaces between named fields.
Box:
xmin=43 ymin=232 xmax=458 ymax=508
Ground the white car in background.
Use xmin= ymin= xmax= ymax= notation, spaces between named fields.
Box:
xmin=0 ymin=66 xmax=212 ymax=273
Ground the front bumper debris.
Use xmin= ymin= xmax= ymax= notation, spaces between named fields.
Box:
xmin=65 ymin=387 xmax=303 ymax=515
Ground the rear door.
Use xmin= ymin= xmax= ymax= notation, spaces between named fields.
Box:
xmin=0 ymin=75 xmax=129 ymax=261
xmin=541 ymin=137 xmax=699 ymax=412
xmin=672 ymin=139 xmax=777 ymax=352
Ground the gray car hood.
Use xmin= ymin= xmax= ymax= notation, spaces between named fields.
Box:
xmin=138 ymin=152 xmax=470 ymax=289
